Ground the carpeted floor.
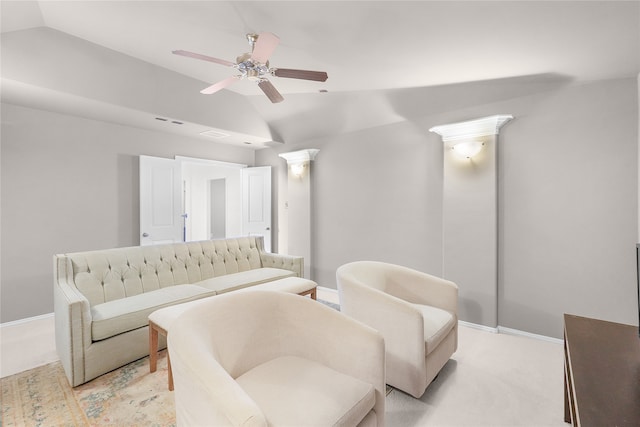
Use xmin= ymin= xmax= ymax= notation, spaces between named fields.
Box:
xmin=2 ymin=299 xmax=566 ymax=427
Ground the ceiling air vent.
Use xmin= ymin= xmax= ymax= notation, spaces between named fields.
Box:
xmin=200 ymin=130 xmax=230 ymax=139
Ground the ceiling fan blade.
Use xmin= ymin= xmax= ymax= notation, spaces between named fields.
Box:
xmin=251 ymin=32 xmax=280 ymax=64
xmin=273 ymin=68 xmax=328 ymax=82
xmin=173 ymin=50 xmax=235 ymax=67
xmin=258 ymin=79 xmax=284 ymax=103
xmin=200 ymin=76 xmax=239 ymax=95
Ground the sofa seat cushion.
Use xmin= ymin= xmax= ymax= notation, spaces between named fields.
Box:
xmin=236 ymin=355 xmax=375 ymax=426
xmin=197 ymin=268 xmax=295 ymax=294
xmin=91 ymin=285 xmax=216 ymax=341
xmin=413 ymin=303 xmax=456 ymax=355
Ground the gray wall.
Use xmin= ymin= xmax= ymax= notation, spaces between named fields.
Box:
xmin=0 ymin=103 xmax=255 ymax=323
xmin=258 ymin=77 xmax=638 ymax=339
xmin=498 ymin=78 xmax=638 ymax=337
xmin=2 ymin=77 xmax=637 ymax=340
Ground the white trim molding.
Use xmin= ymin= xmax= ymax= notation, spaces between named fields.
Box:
xmin=0 ymin=312 xmax=54 ymax=328
xmin=429 ymin=114 xmax=514 ymax=142
xmin=497 ymin=326 xmax=563 ymax=345
xmin=278 ymin=149 xmax=320 ymax=164
xmin=458 ymin=320 xmax=563 ymax=344
xmin=459 ymin=320 xmax=498 ymax=334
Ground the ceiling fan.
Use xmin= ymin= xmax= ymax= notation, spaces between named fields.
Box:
xmin=173 ymin=32 xmax=328 ymax=103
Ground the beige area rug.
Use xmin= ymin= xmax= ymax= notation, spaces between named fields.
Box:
xmin=2 ymin=350 xmax=176 ymax=426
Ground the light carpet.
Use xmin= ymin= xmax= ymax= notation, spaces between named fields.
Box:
xmin=386 ymin=325 xmax=566 ymax=427
xmin=1 ymin=316 xmax=566 ymax=426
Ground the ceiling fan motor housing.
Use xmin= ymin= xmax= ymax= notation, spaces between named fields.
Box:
xmin=236 ymin=53 xmax=270 ymax=81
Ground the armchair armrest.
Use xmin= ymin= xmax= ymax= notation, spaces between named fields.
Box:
xmin=284 ymin=298 xmax=385 ymax=425
xmin=340 ymin=279 xmax=425 ymax=368
xmin=54 ymin=255 xmax=92 ymax=386
xmin=169 ymin=332 xmax=267 ymax=426
xmin=170 ymin=291 xmax=384 ymax=426
xmin=259 ymin=252 xmax=304 ymax=278
xmin=386 ymin=265 xmax=458 ymax=315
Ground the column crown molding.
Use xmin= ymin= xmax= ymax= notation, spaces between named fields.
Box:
xmin=429 ymin=115 xmax=513 ymax=142
xmin=279 ymin=149 xmax=320 ymax=164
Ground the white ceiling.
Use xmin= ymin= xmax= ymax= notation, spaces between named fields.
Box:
xmin=1 ymin=1 xmax=639 ymax=145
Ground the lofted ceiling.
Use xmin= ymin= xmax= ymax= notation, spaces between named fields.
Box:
xmin=2 ymin=1 xmax=639 ymax=146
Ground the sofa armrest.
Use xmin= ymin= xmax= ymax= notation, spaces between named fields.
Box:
xmin=54 ymin=255 xmax=92 ymax=387
xmin=259 ymin=252 xmax=304 ymax=278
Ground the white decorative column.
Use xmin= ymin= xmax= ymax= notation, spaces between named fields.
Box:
xmin=430 ymin=115 xmax=513 ymax=328
xmin=279 ymin=149 xmax=319 ymax=279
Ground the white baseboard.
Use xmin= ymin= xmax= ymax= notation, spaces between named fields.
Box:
xmin=458 ymin=320 xmax=563 ymax=344
xmin=458 ymin=320 xmax=498 ymax=334
xmin=497 ymin=325 xmax=563 ymax=345
xmin=0 ymin=312 xmax=58 ymax=378
xmin=0 ymin=312 xmax=54 ymax=328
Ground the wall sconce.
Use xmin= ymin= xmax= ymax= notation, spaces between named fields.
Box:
xmin=451 ymin=140 xmax=484 ymax=159
xmin=290 ymin=163 xmax=306 ymax=177
xmin=279 ymin=149 xmax=319 ymax=179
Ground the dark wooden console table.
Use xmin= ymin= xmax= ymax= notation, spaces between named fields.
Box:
xmin=564 ymin=314 xmax=640 ymax=426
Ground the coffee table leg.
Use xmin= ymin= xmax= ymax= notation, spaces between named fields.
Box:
xmin=168 ymin=351 xmax=174 ymax=391
xmin=149 ymin=322 xmax=158 ymax=373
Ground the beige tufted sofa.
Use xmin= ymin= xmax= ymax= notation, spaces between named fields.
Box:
xmin=54 ymin=236 xmax=303 ymax=387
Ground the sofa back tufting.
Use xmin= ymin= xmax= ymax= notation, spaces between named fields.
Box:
xmin=65 ymin=237 xmax=263 ymax=306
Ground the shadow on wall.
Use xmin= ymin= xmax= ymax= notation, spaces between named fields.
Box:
xmin=117 ymin=153 xmax=140 ymax=247
xmin=250 ymin=73 xmax=574 ymax=145
xmin=458 ymin=296 xmax=485 ymax=327
xmin=385 ymin=73 xmax=575 ymax=121
xmin=498 ymin=299 xmax=564 ymax=339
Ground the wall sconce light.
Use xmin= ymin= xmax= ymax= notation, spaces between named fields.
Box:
xmin=290 ymin=163 xmax=306 ymax=177
xmin=279 ymin=149 xmax=319 ymax=179
xmin=451 ymin=140 xmax=484 ymax=159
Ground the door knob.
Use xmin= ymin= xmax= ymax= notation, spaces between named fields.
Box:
xmin=142 ymin=232 xmax=149 ymax=237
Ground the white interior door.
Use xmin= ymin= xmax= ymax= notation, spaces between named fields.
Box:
xmin=242 ymin=166 xmax=272 ymax=251
xmin=139 ymin=155 xmax=183 ymax=245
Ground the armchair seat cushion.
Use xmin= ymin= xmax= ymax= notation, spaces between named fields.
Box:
xmin=236 ymin=355 xmax=376 ymax=426
xmin=197 ymin=268 xmax=295 ymax=294
xmin=91 ymin=285 xmax=216 ymax=341
xmin=413 ymin=303 xmax=456 ymax=355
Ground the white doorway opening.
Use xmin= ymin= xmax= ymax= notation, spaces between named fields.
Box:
xmin=208 ymin=178 xmax=226 ymax=240
xmin=140 ymin=155 xmax=272 ymax=251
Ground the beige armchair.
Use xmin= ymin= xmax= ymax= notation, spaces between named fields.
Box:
xmin=168 ymin=289 xmax=386 ymax=426
xmin=337 ymin=261 xmax=458 ymax=398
